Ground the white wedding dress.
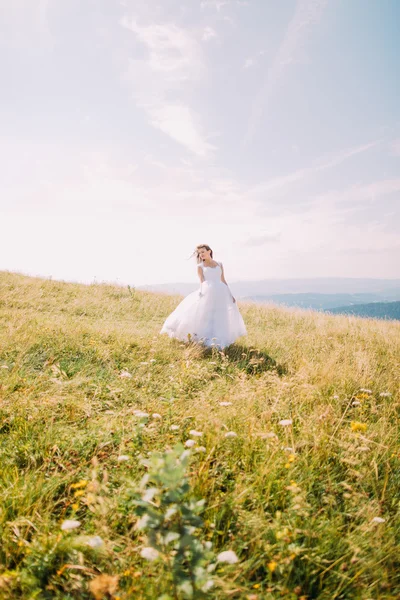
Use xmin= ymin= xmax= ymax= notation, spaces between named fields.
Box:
xmin=160 ymin=261 xmax=247 ymax=349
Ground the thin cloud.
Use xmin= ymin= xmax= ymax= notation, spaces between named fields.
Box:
xmin=251 ymin=140 xmax=380 ymax=195
xmin=121 ymin=17 xmax=215 ymax=157
xmin=244 ymin=58 xmax=255 ymax=69
xmin=200 ymin=0 xmax=229 ymax=11
xmin=244 ymin=0 xmax=328 ymax=145
xmin=202 ymin=26 xmax=217 ymax=41
xmin=148 ymin=105 xmax=216 ymax=157
xmin=243 ymin=232 xmax=281 ymax=246
xmin=391 ymin=138 xmax=400 ymax=157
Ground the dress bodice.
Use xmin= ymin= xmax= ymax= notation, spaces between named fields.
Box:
xmin=198 ymin=261 xmax=222 ymax=284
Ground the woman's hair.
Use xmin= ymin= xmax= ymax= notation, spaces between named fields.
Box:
xmin=190 ymin=244 xmax=213 ymax=263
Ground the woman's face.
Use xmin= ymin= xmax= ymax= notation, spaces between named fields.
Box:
xmin=198 ymin=247 xmax=211 ymax=261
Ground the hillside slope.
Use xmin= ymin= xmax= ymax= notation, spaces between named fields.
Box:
xmin=0 ymin=271 xmax=399 ymax=599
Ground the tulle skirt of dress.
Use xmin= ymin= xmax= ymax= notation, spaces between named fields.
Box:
xmin=160 ymin=281 xmax=247 ymax=349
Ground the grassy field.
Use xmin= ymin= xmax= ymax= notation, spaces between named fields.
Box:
xmin=0 ymin=271 xmax=399 ymax=600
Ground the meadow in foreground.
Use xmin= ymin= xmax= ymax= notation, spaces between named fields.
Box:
xmin=0 ymin=271 xmax=399 ymax=600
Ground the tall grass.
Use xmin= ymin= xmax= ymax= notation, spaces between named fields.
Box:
xmin=0 ymin=271 xmax=399 ymax=599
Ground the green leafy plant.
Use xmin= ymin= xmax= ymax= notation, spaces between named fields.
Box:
xmin=126 ymin=444 xmax=218 ymax=599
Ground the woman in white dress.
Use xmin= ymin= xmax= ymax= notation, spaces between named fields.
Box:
xmin=160 ymin=244 xmax=247 ymax=349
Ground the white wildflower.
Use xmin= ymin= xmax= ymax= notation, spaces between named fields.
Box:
xmin=333 ymin=395 xmax=339 ymax=399
xmin=133 ymin=410 xmax=149 ymax=418
xmin=189 ymin=430 xmax=203 ymax=437
xmin=140 ymin=547 xmax=159 ymax=561
xmin=152 ymin=413 xmax=162 ymax=419
xmin=217 ymin=550 xmax=239 ymax=564
xmin=185 ymin=439 xmax=196 ymax=448
xmin=379 ymin=392 xmax=391 ymax=397
xmin=278 ymin=419 xmax=293 ymax=427
xmin=371 ymin=517 xmax=385 ymax=524
xmin=87 ymin=536 xmax=104 ymax=549
xmin=352 ymin=401 xmax=361 ymax=406
xmin=360 ymin=388 xmax=372 ymax=394
xmin=196 ymin=446 xmax=207 ymax=453
xmin=225 ymin=431 xmax=237 ymax=438
xmin=117 ymin=455 xmax=130 ymax=462
xmin=284 ymin=447 xmax=295 ymax=453
xmin=170 ymin=425 xmax=179 ymax=431
xmin=61 ymin=520 xmax=81 ymax=531
xmin=219 ymin=401 xmax=232 ymax=406
xmin=119 ymin=370 xmax=132 ymax=379
xmin=143 ymin=487 xmax=159 ymax=502
xmin=149 ymin=359 xmax=157 ymax=363
xmin=1 ymin=365 xmax=9 ymax=369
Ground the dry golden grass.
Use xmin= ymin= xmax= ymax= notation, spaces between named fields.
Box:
xmin=0 ymin=270 xmax=399 ymax=599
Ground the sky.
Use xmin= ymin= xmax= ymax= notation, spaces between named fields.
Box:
xmin=1 ymin=0 xmax=399 ymax=286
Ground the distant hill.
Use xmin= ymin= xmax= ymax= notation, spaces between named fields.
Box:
xmin=241 ymin=293 xmax=397 ymax=311
xmin=140 ymin=279 xmax=400 ymax=311
xmin=140 ymin=278 xmax=400 ymax=298
xmin=326 ymin=300 xmax=400 ymax=321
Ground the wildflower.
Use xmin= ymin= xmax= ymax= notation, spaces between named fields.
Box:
xmin=71 ymin=480 xmax=88 ymax=490
xmin=140 ymin=547 xmax=159 ymax=561
xmin=196 ymin=446 xmax=206 ymax=453
xmin=267 ymin=561 xmax=278 ymax=572
xmin=284 ymin=447 xmax=295 ymax=453
xmin=333 ymin=395 xmax=339 ymax=399
xmin=152 ymin=413 xmax=162 ymax=419
xmin=74 ymin=490 xmax=85 ymax=498
xmin=143 ymin=488 xmax=159 ymax=502
xmin=1 ymin=365 xmax=9 ymax=369
xmin=217 ymin=550 xmax=239 ymax=564
xmin=117 ymin=455 xmax=130 ymax=462
xmin=170 ymin=425 xmax=179 ymax=431
xmin=189 ymin=429 xmax=203 ymax=437
xmin=72 ymin=503 xmax=79 ymax=511
xmin=350 ymin=422 xmax=367 ymax=433
xmin=359 ymin=388 xmax=372 ymax=394
xmin=352 ymin=401 xmax=361 ymax=406
xmin=278 ymin=419 xmax=292 ymax=427
xmin=149 ymin=359 xmax=157 ymax=363
xmin=87 ymin=536 xmax=104 ymax=549
xmin=225 ymin=431 xmax=238 ymax=438
xmin=133 ymin=410 xmax=149 ymax=418
xmin=119 ymin=370 xmax=132 ymax=379
xmin=185 ymin=439 xmax=196 ymax=448
xmin=219 ymin=402 xmax=232 ymax=406
xmin=371 ymin=517 xmax=385 ymax=524
xmin=61 ymin=519 xmax=81 ymax=531
xmin=380 ymin=392 xmax=391 ymax=397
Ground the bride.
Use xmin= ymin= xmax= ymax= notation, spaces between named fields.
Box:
xmin=160 ymin=244 xmax=247 ymax=349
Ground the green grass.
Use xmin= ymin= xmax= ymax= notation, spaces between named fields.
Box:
xmin=0 ymin=270 xmax=399 ymax=599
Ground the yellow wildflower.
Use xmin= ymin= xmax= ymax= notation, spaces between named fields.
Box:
xmin=74 ymin=490 xmax=85 ymax=498
xmin=350 ymin=422 xmax=367 ymax=433
xmin=267 ymin=561 xmax=277 ymax=572
xmin=71 ymin=480 xmax=88 ymax=490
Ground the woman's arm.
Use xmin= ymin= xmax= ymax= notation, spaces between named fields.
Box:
xmin=220 ymin=263 xmax=236 ymax=303
xmin=197 ymin=265 xmax=205 ymax=296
